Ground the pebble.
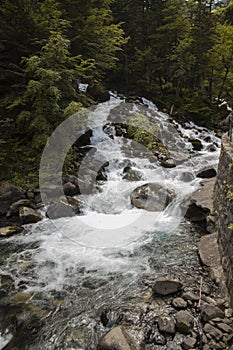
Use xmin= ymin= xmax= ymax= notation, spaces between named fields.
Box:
xmin=158 ymin=316 xmax=176 ymax=334
xmin=182 ymin=291 xmax=199 ymax=302
xmin=172 ymin=297 xmax=188 ymax=309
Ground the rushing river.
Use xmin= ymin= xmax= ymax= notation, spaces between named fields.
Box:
xmin=0 ymin=94 xmax=221 ymax=349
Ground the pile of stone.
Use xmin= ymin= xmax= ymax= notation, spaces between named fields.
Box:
xmin=97 ymin=279 xmax=233 ymax=350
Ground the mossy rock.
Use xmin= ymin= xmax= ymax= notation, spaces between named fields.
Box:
xmin=87 ymin=80 xmax=110 ymax=102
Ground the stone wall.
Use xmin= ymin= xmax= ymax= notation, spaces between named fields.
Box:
xmin=214 ymin=133 xmax=233 ymax=306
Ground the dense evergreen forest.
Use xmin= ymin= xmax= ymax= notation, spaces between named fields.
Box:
xmin=0 ymin=0 xmax=233 ymax=185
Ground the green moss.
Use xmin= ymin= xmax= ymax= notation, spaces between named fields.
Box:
xmin=125 ymin=112 xmax=167 ymax=156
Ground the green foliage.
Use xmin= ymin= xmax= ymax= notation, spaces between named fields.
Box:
xmin=1 ymin=0 xmax=233 ymax=186
xmin=63 ymin=101 xmax=84 ymax=118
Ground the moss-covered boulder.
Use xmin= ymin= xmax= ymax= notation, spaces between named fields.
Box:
xmin=87 ymin=80 xmax=110 ymax=102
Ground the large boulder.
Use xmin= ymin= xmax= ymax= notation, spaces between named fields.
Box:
xmin=130 ymin=183 xmax=173 ymax=211
xmin=63 ymin=182 xmax=79 ymax=197
xmin=185 ymin=178 xmax=215 ymax=222
xmin=46 ymin=199 xmax=80 ymax=219
xmin=201 ymin=303 xmax=225 ymax=322
xmin=97 ymin=326 xmax=141 ymax=350
xmin=0 ymin=182 xmax=25 ymax=215
xmin=6 ymin=199 xmax=36 ymax=217
xmin=19 ymin=207 xmax=43 ymax=224
xmin=185 ymin=202 xmax=210 ymax=223
xmin=198 ymin=233 xmax=221 ymax=268
xmin=152 ymin=280 xmax=183 ymax=296
xmin=197 ymin=168 xmax=217 ymax=179
xmin=87 ymin=80 xmax=110 ymax=102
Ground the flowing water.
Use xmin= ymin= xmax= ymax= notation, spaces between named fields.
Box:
xmin=0 ymin=94 xmax=221 ymax=349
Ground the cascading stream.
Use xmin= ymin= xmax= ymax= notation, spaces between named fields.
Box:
xmin=0 ymin=94 xmax=221 ymax=349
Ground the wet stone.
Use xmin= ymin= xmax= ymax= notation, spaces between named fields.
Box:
xmin=172 ymin=297 xmax=188 ymax=309
xmin=152 ymin=280 xmax=183 ymax=296
xmin=201 ymin=303 xmax=225 ymax=322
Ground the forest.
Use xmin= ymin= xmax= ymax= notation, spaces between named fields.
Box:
xmin=0 ymin=0 xmax=233 ymax=185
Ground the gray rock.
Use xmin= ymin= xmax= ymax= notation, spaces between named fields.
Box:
xmin=201 ymin=304 xmax=225 ymax=322
xmin=123 ymin=167 xmax=143 ymax=181
xmin=179 ymin=172 xmax=195 ymax=182
xmin=216 ymin=323 xmax=232 ymax=333
xmin=172 ymin=297 xmax=188 ymax=309
xmin=176 ymin=311 xmax=194 ymax=334
xmin=19 ymin=207 xmax=43 ymax=224
xmin=181 ymin=336 xmax=197 ymax=349
xmin=185 ymin=178 xmax=215 ymax=222
xmin=46 ymin=202 xmax=78 ymax=219
xmin=198 ymin=233 xmax=221 ymax=267
xmin=97 ymin=325 xmax=141 ymax=350
xmin=182 ymin=291 xmax=199 ymax=302
xmin=153 ymin=280 xmax=182 ymax=296
xmin=130 ymin=183 xmax=173 ymax=211
xmin=0 ymin=226 xmax=23 ymax=237
xmin=197 ymin=168 xmax=217 ymax=179
xmin=158 ymin=316 xmax=176 ymax=334
xmin=204 ymin=323 xmax=223 ymax=341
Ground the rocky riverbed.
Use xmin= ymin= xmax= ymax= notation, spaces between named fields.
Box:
xmin=0 ymin=95 xmax=230 ymax=349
